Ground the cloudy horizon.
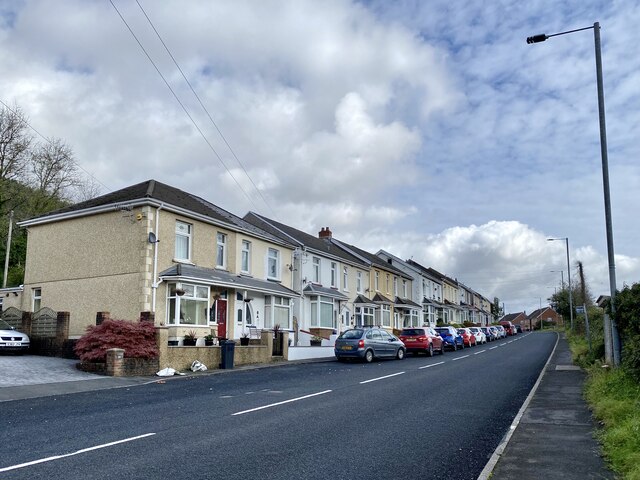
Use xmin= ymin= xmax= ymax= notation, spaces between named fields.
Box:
xmin=1 ymin=0 xmax=638 ymax=315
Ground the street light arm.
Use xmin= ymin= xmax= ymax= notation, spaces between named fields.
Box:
xmin=526 ymin=25 xmax=595 ymax=44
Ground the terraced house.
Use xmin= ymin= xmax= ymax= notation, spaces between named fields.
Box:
xmin=18 ymin=180 xmax=297 ymax=344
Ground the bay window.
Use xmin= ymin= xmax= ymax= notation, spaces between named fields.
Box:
xmin=265 ymin=296 xmax=290 ymax=329
xmin=355 ymin=306 xmax=374 ymax=327
xmin=310 ymin=296 xmax=334 ymax=328
xmin=167 ymin=283 xmax=209 ymax=325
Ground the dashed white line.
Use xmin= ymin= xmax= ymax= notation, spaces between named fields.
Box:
xmin=419 ymin=361 xmax=445 ymax=370
xmin=474 ymin=350 xmax=486 ymax=355
xmin=490 ymin=346 xmax=498 ymax=350
xmin=232 ymin=390 xmax=332 ymax=416
xmin=360 ymin=372 xmax=405 ymax=384
xmin=0 ymin=433 xmax=156 ymax=473
xmin=452 ymin=355 xmax=470 ymax=361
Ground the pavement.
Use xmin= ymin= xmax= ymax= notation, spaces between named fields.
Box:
xmin=1 ymin=334 xmax=616 ymax=480
xmin=485 ymin=333 xmax=614 ymax=480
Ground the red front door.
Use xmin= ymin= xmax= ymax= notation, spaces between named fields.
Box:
xmin=216 ymin=299 xmax=227 ymax=338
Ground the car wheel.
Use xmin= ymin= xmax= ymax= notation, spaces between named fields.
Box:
xmin=397 ymin=348 xmax=405 ymax=360
xmin=453 ymin=342 xmax=457 ymax=351
xmin=427 ymin=343 xmax=434 ymax=357
xmin=460 ymin=341 xmax=464 ymax=349
xmin=440 ymin=343 xmax=445 ymax=355
xmin=364 ymin=349 xmax=374 ymax=363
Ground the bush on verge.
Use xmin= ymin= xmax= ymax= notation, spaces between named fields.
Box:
xmin=74 ymin=319 xmax=159 ymax=362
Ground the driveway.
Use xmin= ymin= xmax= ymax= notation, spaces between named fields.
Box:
xmin=0 ymin=354 xmax=100 ymax=387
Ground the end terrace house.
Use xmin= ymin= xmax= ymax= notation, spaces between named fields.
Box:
xmin=17 ymin=180 xmax=297 ymax=344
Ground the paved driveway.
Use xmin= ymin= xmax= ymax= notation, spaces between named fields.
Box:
xmin=0 ymin=354 xmax=100 ymax=387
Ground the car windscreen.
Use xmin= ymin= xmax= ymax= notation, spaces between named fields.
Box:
xmin=339 ymin=329 xmax=364 ymax=339
xmin=0 ymin=318 xmax=14 ymax=330
xmin=435 ymin=329 xmax=449 ymax=335
xmin=401 ymin=329 xmax=424 ymax=336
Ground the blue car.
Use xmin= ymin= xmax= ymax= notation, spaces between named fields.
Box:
xmin=435 ymin=326 xmax=464 ymax=351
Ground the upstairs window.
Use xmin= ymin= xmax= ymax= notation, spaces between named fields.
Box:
xmin=356 ymin=271 xmax=363 ymax=293
xmin=330 ymin=262 xmax=337 ymax=288
xmin=241 ymin=240 xmax=251 ymax=274
xmin=32 ymin=288 xmax=42 ymax=312
xmin=216 ymin=233 xmax=227 ymax=268
xmin=343 ymin=266 xmax=348 ymax=291
xmin=312 ymin=257 xmax=321 ymax=283
xmin=268 ymin=248 xmax=280 ymax=280
xmin=375 ymin=271 xmax=379 ymax=291
xmin=175 ymin=221 xmax=192 ymax=261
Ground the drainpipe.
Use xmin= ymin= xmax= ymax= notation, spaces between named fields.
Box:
xmin=151 ymin=204 xmax=164 ymax=312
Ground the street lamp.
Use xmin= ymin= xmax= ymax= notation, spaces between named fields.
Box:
xmin=529 ymin=23 xmax=621 ymax=366
xmin=548 ymin=238 xmax=574 ymax=331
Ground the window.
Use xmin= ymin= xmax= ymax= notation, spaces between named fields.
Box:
xmin=264 ymin=296 xmax=290 ymax=329
xmin=386 ymin=274 xmax=390 ymax=293
xmin=375 ymin=272 xmax=379 ymax=291
xmin=393 ymin=277 xmax=398 ymax=297
xmin=175 ymin=221 xmax=192 ymax=261
xmin=32 ymin=288 xmax=42 ymax=312
xmin=343 ymin=266 xmax=348 ymax=291
xmin=310 ymin=296 xmax=334 ymax=328
xmin=355 ymin=306 xmax=374 ymax=327
xmin=422 ymin=279 xmax=427 ymax=299
xmin=241 ymin=240 xmax=251 ymax=273
xmin=312 ymin=257 xmax=320 ymax=283
xmin=403 ymin=309 xmax=419 ymax=328
xmin=402 ymin=280 xmax=407 ymax=298
xmin=237 ymin=292 xmax=253 ymax=325
xmin=167 ymin=283 xmax=209 ymax=325
xmin=375 ymin=304 xmax=391 ymax=327
xmin=216 ymin=233 xmax=227 ymax=268
xmin=267 ymin=248 xmax=280 ymax=279
xmin=356 ymin=271 xmax=363 ymax=293
xmin=330 ymin=262 xmax=337 ymax=287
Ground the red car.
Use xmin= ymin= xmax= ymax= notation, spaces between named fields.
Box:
xmin=500 ymin=321 xmax=516 ymax=336
xmin=399 ymin=327 xmax=444 ymax=357
xmin=457 ymin=328 xmax=477 ymax=347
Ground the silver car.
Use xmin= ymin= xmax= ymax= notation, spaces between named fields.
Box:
xmin=469 ymin=327 xmax=487 ymax=344
xmin=0 ymin=318 xmax=30 ymax=354
xmin=335 ymin=327 xmax=406 ymax=363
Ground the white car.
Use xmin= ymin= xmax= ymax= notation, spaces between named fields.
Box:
xmin=469 ymin=327 xmax=487 ymax=344
xmin=0 ymin=318 xmax=30 ymax=354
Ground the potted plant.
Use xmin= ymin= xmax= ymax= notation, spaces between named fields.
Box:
xmin=183 ymin=330 xmax=197 ymax=346
xmin=204 ymin=334 xmax=216 ymax=346
xmin=310 ymin=335 xmax=323 ymax=346
xmin=240 ymin=332 xmax=250 ymax=346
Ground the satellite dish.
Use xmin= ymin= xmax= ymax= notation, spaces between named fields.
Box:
xmin=148 ymin=232 xmax=158 ymax=244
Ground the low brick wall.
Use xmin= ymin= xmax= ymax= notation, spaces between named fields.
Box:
xmin=77 ymin=356 xmax=159 ymax=376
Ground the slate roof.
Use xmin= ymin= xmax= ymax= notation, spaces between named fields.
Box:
xmin=331 ymin=239 xmax=412 ymax=280
xmin=372 ymin=293 xmax=393 ymax=304
xmin=243 ymin=212 xmax=367 ymax=267
xmin=395 ymin=297 xmax=422 ymax=308
xmin=21 ymin=179 xmax=292 ymax=247
xmin=303 ymin=284 xmax=349 ymax=300
xmin=159 ymin=264 xmax=297 ymax=297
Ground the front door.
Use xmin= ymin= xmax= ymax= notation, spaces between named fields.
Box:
xmin=216 ymin=299 xmax=227 ymax=339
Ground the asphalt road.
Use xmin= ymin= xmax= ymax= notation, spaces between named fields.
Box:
xmin=1 ymin=331 xmax=556 ymax=480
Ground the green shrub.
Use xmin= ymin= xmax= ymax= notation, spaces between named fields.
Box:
xmin=74 ymin=319 xmax=159 ymax=362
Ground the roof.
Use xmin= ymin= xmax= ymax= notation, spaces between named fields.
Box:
xmin=331 ymin=239 xmax=412 ymax=280
xmin=500 ymin=312 xmax=526 ymax=323
xmin=526 ymin=308 xmax=557 ymax=320
xmin=353 ymin=294 xmax=374 ymax=305
xmin=372 ymin=293 xmax=393 ymax=304
xmin=19 ymin=179 xmax=293 ymax=247
xmin=159 ymin=264 xmax=298 ymax=298
xmin=395 ymin=297 xmax=422 ymax=309
xmin=243 ymin=212 xmax=367 ymax=267
xmin=303 ymin=284 xmax=349 ymax=300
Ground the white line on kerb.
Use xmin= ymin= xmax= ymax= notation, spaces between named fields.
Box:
xmin=0 ymin=433 xmax=156 ymax=473
xmin=452 ymin=355 xmax=469 ymax=361
xmin=419 ymin=361 xmax=445 ymax=370
xmin=232 ymin=390 xmax=332 ymax=416
xmin=474 ymin=350 xmax=486 ymax=355
xmin=360 ymin=372 xmax=405 ymax=384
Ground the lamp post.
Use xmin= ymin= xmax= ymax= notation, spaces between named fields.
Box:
xmin=529 ymin=23 xmax=621 ymax=366
xmin=548 ymin=238 xmax=573 ymax=331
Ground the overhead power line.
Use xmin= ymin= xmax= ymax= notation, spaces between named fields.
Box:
xmin=109 ymin=0 xmax=264 ymax=214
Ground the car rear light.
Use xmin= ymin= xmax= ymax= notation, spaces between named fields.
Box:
xmin=358 ymin=339 xmax=365 ymax=349
xmin=418 ymin=336 xmax=427 ymax=341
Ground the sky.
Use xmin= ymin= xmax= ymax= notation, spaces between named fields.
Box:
xmin=1 ymin=0 xmax=638 ymax=314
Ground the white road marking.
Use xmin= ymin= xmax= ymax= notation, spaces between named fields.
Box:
xmin=360 ymin=372 xmax=405 ymax=384
xmin=452 ymin=355 xmax=470 ymax=361
xmin=232 ymin=390 xmax=332 ymax=416
xmin=419 ymin=361 xmax=445 ymax=370
xmin=490 ymin=346 xmax=498 ymax=350
xmin=474 ymin=350 xmax=486 ymax=355
xmin=0 ymin=433 xmax=156 ymax=473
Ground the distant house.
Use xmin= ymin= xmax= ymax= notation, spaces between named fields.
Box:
xmin=525 ymin=308 xmax=561 ymax=330
xmin=499 ymin=312 xmax=528 ymax=330
xmin=18 ymin=180 xmax=297 ymax=344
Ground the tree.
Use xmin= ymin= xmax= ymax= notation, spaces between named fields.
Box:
xmin=491 ymin=297 xmax=503 ymax=320
xmin=612 ymin=283 xmax=640 ymax=379
xmin=0 ymin=104 xmax=31 ymax=184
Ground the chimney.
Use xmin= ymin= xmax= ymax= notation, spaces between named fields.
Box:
xmin=318 ymin=226 xmax=332 ymax=239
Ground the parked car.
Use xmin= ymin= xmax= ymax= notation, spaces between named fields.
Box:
xmin=500 ymin=321 xmax=516 ymax=336
xmin=469 ymin=327 xmax=487 ymax=344
xmin=494 ymin=325 xmax=507 ymax=338
xmin=457 ymin=328 xmax=477 ymax=347
xmin=515 ymin=324 xmax=523 ymax=334
xmin=435 ymin=326 xmax=464 ymax=351
xmin=335 ymin=327 xmax=406 ymax=363
xmin=481 ymin=326 xmax=496 ymax=341
xmin=399 ymin=327 xmax=444 ymax=356
xmin=0 ymin=318 xmax=30 ymax=354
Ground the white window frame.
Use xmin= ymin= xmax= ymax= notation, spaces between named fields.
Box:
xmin=393 ymin=277 xmax=398 ymax=297
xmin=312 ymin=256 xmax=321 ymax=283
xmin=264 ymin=295 xmax=291 ymax=329
xmin=330 ymin=262 xmax=337 ymax=288
xmin=310 ymin=295 xmax=335 ymax=328
xmin=402 ymin=280 xmax=407 ymax=298
xmin=375 ymin=271 xmax=379 ymax=291
xmin=174 ymin=221 xmax=192 ymax=261
xmin=343 ymin=266 xmax=348 ymax=291
xmin=216 ymin=232 xmax=227 ymax=268
xmin=355 ymin=306 xmax=374 ymax=327
xmin=32 ymin=288 xmax=42 ymax=312
xmin=167 ymin=282 xmax=210 ymax=326
xmin=356 ymin=271 xmax=363 ymax=293
xmin=386 ymin=274 xmax=390 ymax=294
xmin=241 ymin=240 xmax=251 ymax=274
xmin=267 ymin=248 xmax=280 ymax=280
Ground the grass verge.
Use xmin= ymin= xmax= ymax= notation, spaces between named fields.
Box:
xmin=568 ymin=333 xmax=640 ymax=479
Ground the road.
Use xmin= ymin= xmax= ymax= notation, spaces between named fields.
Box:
xmin=1 ymin=331 xmax=556 ymax=480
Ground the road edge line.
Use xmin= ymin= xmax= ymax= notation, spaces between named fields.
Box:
xmin=476 ymin=331 xmax=559 ymax=480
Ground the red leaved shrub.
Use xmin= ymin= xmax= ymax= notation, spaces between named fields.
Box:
xmin=74 ymin=319 xmax=159 ymax=362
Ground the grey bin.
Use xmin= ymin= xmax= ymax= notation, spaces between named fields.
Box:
xmin=219 ymin=340 xmax=236 ymax=369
